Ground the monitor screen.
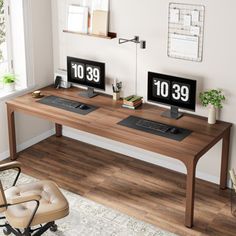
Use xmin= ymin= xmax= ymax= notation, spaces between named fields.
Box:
xmin=67 ymin=56 xmax=105 ymax=90
xmin=148 ymin=72 xmax=196 ymax=111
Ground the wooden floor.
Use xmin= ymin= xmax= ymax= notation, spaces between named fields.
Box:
xmin=9 ymin=136 xmax=236 ymax=236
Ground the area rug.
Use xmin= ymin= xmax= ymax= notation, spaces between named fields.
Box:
xmin=0 ymin=170 xmax=177 ymax=236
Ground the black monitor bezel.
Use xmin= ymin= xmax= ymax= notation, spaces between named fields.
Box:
xmin=67 ymin=56 xmax=106 ymax=91
xmin=148 ymin=72 xmax=197 ymax=111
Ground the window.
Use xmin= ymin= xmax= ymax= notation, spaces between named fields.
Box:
xmin=0 ymin=0 xmax=31 ymax=98
xmin=0 ymin=0 xmax=12 ymax=76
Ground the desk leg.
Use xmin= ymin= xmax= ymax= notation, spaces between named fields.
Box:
xmin=185 ymin=160 xmax=197 ymax=228
xmin=7 ymin=106 xmax=17 ymax=160
xmin=220 ymin=128 xmax=231 ymax=190
xmin=55 ymin=124 xmax=62 ymax=137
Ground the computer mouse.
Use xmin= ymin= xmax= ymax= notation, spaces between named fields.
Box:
xmin=79 ymin=104 xmax=89 ymax=110
xmin=170 ymin=127 xmax=180 ymax=134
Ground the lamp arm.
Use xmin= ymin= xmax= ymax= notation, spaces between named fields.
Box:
xmin=119 ymin=38 xmax=135 ymax=44
xmin=119 ymin=36 xmax=146 ymax=49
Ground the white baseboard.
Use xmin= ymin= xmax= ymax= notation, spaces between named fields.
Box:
xmin=0 ymin=129 xmax=55 ymax=161
xmin=63 ymin=127 xmax=221 ymax=185
xmin=0 ymin=150 xmax=10 ymax=162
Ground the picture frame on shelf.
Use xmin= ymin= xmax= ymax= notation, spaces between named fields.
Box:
xmin=67 ymin=5 xmax=89 ymax=34
xmin=91 ymin=0 xmax=109 ymax=36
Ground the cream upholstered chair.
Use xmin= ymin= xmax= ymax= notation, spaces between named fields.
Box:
xmin=0 ymin=162 xmax=69 ymax=236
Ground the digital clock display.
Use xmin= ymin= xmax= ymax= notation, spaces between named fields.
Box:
xmin=67 ymin=57 xmax=105 ymax=90
xmin=148 ymin=72 xmax=196 ymax=111
xmin=152 ymin=79 xmax=190 ymax=103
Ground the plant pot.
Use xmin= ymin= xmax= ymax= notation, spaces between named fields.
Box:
xmin=4 ymin=83 xmax=15 ymax=93
xmin=208 ymin=105 xmax=216 ymax=124
xmin=113 ymin=92 xmax=120 ymax=101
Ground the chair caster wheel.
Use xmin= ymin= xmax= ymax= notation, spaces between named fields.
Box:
xmin=3 ymin=228 xmax=11 ymax=235
xmin=50 ymin=224 xmax=58 ymax=232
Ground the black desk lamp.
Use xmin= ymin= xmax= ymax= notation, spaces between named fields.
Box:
xmin=119 ymin=36 xmax=146 ymax=95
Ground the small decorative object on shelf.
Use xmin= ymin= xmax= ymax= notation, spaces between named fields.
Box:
xmin=229 ymin=169 xmax=236 ymax=217
xmin=122 ymin=95 xmax=143 ymax=110
xmin=0 ymin=73 xmax=17 ymax=92
xmin=112 ymin=80 xmax=122 ymax=101
xmin=199 ymin=89 xmax=225 ymax=124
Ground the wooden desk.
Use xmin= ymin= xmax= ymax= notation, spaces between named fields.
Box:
xmin=6 ymin=86 xmax=232 ymax=228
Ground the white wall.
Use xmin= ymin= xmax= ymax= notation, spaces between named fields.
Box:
xmin=0 ymin=0 xmax=54 ymax=159
xmin=51 ymin=0 xmax=236 ymax=184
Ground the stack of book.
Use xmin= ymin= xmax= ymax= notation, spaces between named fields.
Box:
xmin=122 ymin=95 xmax=143 ymax=110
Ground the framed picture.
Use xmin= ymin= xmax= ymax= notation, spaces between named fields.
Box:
xmin=91 ymin=0 xmax=109 ymax=36
xmin=67 ymin=5 xmax=89 ymax=33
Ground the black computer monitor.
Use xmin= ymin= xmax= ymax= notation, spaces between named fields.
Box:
xmin=67 ymin=56 xmax=105 ymax=98
xmin=148 ymin=72 xmax=196 ymax=119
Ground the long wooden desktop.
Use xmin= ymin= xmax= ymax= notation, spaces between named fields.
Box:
xmin=6 ymin=86 xmax=232 ymax=228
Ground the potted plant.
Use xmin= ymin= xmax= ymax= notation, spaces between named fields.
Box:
xmin=199 ymin=89 xmax=225 ymax=124
xmin=1 ymin=74 xmax=17 ymax=92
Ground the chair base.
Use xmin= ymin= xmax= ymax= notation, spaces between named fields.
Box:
xmin=1 ymin=221 xmax=57 ymax=236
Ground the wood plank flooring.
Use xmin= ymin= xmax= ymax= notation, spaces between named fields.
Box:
xmin=6 ymin=135 xmax=236 ymax=236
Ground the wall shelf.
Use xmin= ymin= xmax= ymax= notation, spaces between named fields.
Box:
xmin=63 ymin=30 xmax=117 ymax=40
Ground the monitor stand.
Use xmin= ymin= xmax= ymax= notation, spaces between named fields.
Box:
xmin=79 ymin=87 xmax=98 ymax=98
xmin=161 ymin=106 xmax=183 ymax=120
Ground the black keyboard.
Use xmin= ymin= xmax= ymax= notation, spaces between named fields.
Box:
xmin=51 ymin=98 xmax=80 ymax=109
xmin=118 ymin=116 xmax=191 ymax=141
xmin=136 ymin=119 xmax=170 ymax=133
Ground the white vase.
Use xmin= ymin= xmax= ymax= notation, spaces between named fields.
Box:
xmin=4 ymin=83 xmax=15 ymax=93
xmin=208 ymin=105 xmax=216 ymax=124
